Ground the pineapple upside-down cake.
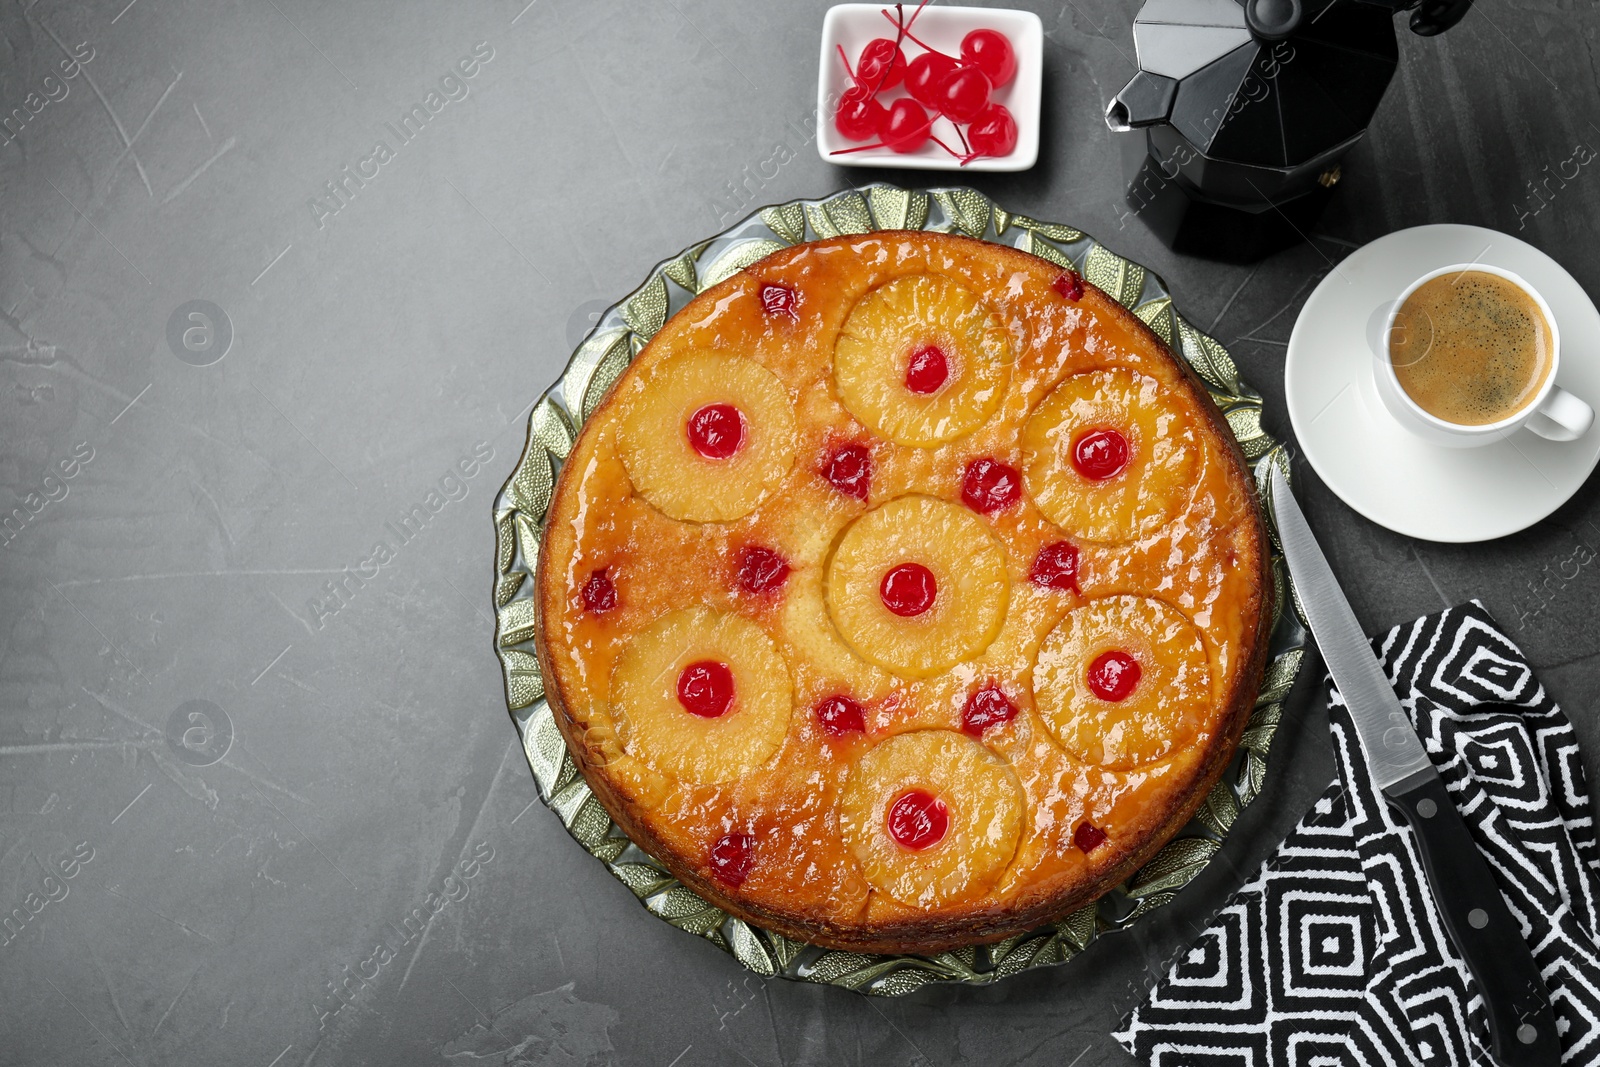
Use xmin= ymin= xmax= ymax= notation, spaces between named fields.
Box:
xmin=536 ymin=231 xmax=1270 ymax=954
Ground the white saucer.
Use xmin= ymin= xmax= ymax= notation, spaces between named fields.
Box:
xmin=1285 ymin=224 xmax=1600 ymax=543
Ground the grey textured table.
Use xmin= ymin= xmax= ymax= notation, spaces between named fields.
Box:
xmin=3 ymin=1 xmax=1599 ymax=1064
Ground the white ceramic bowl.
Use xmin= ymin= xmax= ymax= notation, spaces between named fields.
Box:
xmin=816 ymin=4 xmax=1043 ymax=172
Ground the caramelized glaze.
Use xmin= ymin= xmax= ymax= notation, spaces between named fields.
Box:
xmin=536 ymin=232 xmax=1269 ymax=953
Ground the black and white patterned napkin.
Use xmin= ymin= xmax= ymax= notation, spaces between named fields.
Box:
xmin=1115 ymin=601 xmax=1600 ymax=1066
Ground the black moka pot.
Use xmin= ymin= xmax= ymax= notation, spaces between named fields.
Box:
xmin=1106 ymin=0 xmax=1474 ymax=262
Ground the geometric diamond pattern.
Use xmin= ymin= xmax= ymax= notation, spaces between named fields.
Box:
xmin=1116 ymin=602 xmax=1600 ymax=1067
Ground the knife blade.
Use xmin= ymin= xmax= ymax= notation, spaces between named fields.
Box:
xmin=1269 ymin=465 xmax=1559 ymax=1067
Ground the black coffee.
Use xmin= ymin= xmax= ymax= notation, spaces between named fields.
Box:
xmin=1391 ymin=270 xmax=1553 ymax=426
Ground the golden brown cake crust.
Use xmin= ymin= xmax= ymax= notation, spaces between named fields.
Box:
xmin=536 ymin=231 xmax=1271 ymax=955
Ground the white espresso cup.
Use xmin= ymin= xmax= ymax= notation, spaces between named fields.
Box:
xmin=1375 ymin=263 xmax=1594 ymax=448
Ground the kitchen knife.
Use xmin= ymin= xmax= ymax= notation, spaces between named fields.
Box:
xmin=1268 ymin=465 xmax=1559 ymax=1067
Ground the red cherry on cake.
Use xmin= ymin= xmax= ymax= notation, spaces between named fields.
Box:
xmin=935 ymin=64 xmax=992 ymax=123
xmin=880 ymin=562 xmax=937 ymax=617
xmin=961 ymin=28 xmax=1017 ymax=87
xmin=581 ymin=567 xmax=617 ymax=613
xmin=1073 ymin=821 xmax=1107 ymax=853
xmin=822 ymin=443 xmax=872 ymax=501
xmin=961 ymin=684 xmax=1018 ymax=736
xmin=966 ymin=103 xmax=1018 ymax=158
xmin=1086 ymin=650 xmax=1141 ymax=702
xmin=904 ymin=343 xmax=949 ymax=394
xmin=677 ymin=660 xmax=735 ymax=718
xmin=1072 ymin=428 xmax=1129 ymax=481
xmin=906 ymin=51 xmax=958 ymax=108
xmin=709 ymin=832 xmax=756 ymax=886
xmin=735 ymin=545 xmax=790 ymax=594
xmin=1029 ymin=542 xmax=1080 ymax=592
xmin=687 ymin=403 xmax=745 ymax=460
xmin=815 ymin=695 xmax=866 ymax=736
xmin=887 ymin=789 xmax=949 ymax=851
xmin=759 ymin=282 xmax=799 ymax=319
xmin=962 ymin=457 xmax=1021 ymax=514
xmin=1053 ymin=271 xmax=1086 ymax=301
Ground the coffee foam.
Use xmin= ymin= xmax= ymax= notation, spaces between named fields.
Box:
xmin=1390 ymin=271 xmax=1553 ymax=426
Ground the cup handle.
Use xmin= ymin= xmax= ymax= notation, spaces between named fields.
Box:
xmin=1526 ymin=386 xmax=1595 ymax=442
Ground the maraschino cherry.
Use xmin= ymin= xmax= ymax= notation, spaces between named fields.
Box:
xmin=1073 ymin=821 xmax=1106 ymax=853
xmin=880 ymin=97 xmax=933 ymax=153
xmin=1029 ymin=542 xmax=1080 ymax=591
xmin=1086 ymin=650 xmax=1140 ymax=702
xmin=904 ymin=343 xmax=949 ymax=394
xmin=735 ymin=546 xmax=790 ymax=594
xmin=962 ymin=457 xmax=1021 ymax=514
xmin=888 ymin=789 xmax=948 ymax=850
xmin=835 ymin=84 xmax=886 ymax=142
xmin=759 ymin=283 xmax=799 ymax=319
xmin=822 ymin=442 xmax=872 ymax=501
xmin=1053 ymin=271 xmax=1086 ymax=301
xmin=709 ymin=832 xmax=756 ymax=886
xmin=815 ymin=695 xmax=866 ymax=736
xmin=857 ymin=36 xmax=906 ymax=90
xmin=677 ymin=660 xmax=735 ymax=718
xmin=1071 ymin=428 xmax=1129 ymax=481
xmin=581 ymin=567 xmax=617 ymax=613
xmin=837 ymin=3 xmax=1021 ymax=163
xmin=905 ymin=51 xmax=957 ymax=108
xmin=687 ymin=403 xmax=745 ymax=460
xmin=936 ymin=64 xmax=992 ymax=123
xmin=966 ymin=104 xmax=1017 ymax=160
xmin=880 ymin=562 xmax=937 ymax=617
xmin=961 ymin=28 xmax=1016 ymax=87
xmin=961 ymin=685 xmax=1017 ymax=736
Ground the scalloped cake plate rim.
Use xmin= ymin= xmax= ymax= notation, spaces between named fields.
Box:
xmin=489 ymin=184 xmax=1306 ymax=996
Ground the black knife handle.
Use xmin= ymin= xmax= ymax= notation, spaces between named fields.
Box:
xmin=1387 ymin=771 xmax=1561 ymax=1067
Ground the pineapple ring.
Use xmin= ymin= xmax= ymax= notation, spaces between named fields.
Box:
xmin=780 ymin=568 xmax=896 ymax=701
xmin=840 ymin=730 xmax=1025 ymax=909
xmin=833 ymin=275 xmax=1013 ymax=447
xmin=615 ymin=349 xmax=796 ymax=523
xmin=611 ymin=607 xmax=793 ymax=784
xmin=825 ymin=495 xmax=1009 ymax=679
xmin=1033 ymin=595 xmax=1212 ymax=769
xmin=1021 ymin=367 xmax=1200 ymax=543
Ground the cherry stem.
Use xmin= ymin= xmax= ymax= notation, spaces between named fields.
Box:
xmin=879 ymin=8 xmax=952 ymax=58
xmin=868 ymin=4 xmax=908 ymax=98
xmin=837 ymin=43 xmax=863 ymax=89
xmin=905 ymin=0 xmax=931 ymax=30
xmin=831 ymin=133 xmax=950 ymax=157
xmin=954 ymin=121 xmax=971 ymax=155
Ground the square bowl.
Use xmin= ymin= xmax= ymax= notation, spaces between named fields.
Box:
xmin=816 ymin=4 xmax=1043 ymax=172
